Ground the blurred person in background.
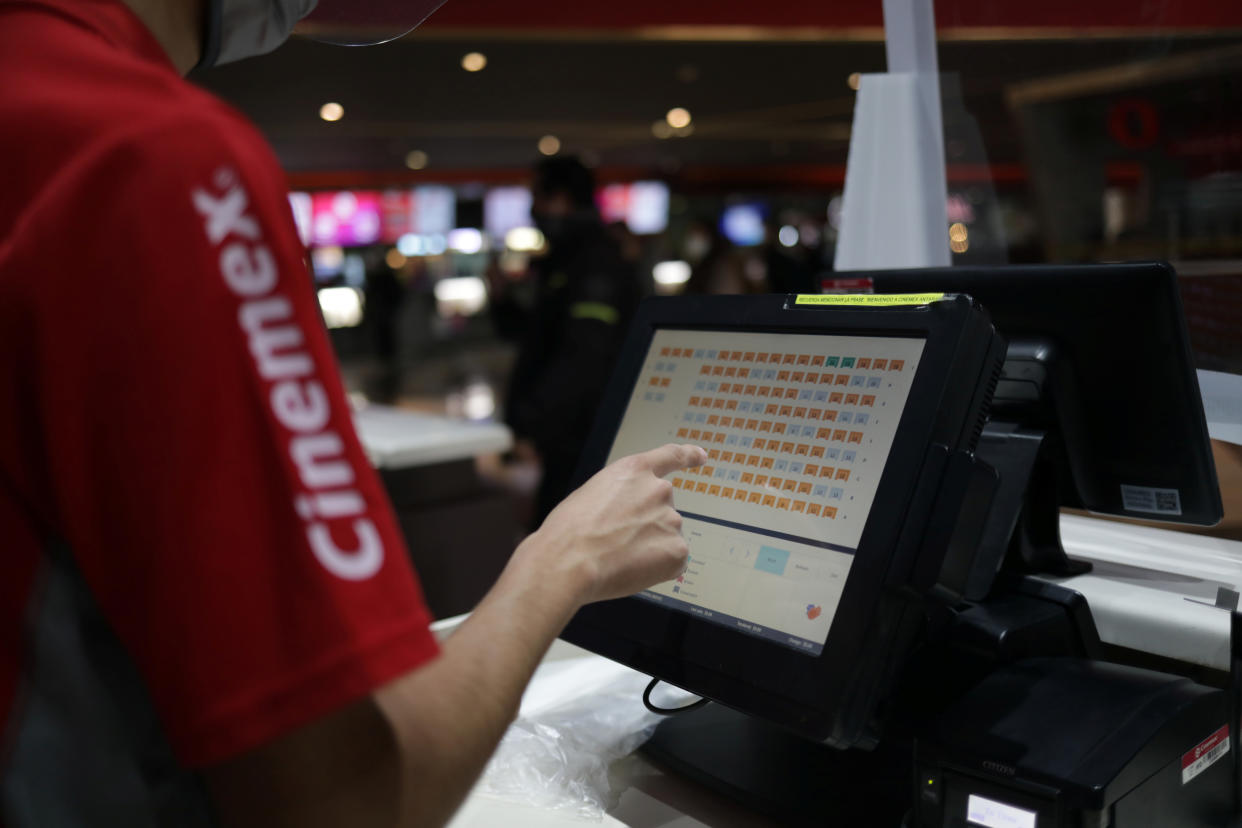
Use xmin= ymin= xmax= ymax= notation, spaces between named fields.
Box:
xmin=365 ymin=259 xmax=406 ymax=403
xmin=683 ymin=217 xmax=750 ymax=295
xmin=605 ymin=218 xmax=644 ymax=266
xmin=0 ymin=1 xmax=705 ymax=826
xmin=491 ymin=156 xmax=643 ymax=526
xmin=761 ymin=218 xmax=817 ymax=295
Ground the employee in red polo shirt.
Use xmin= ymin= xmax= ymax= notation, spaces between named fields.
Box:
xmin=0 ymin=1 xmax=705 ymax=825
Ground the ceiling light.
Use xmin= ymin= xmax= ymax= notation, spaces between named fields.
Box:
xmin=847 ymin=73 xmax=862 ymax=91
xmin=666 ymin=107 xmax=692 ymax=129
xmin=949 ymin=222 xmax=970 ymax=254
xmin=405 ymin=150 xmax=428 ymax=170
xmin=319 ymin=102 xmax=344 ymax=122
xmin=461 ymin=52 xmax=487 ymax=72
xmin=538 ymin=135 xmax=561 ymax=156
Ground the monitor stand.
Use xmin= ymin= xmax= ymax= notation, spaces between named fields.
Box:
xmin=962 ymin=422 xmax=1092 ymax=600
xmin=640 ymin=704 xmax=912 ymax=827
xmin=638 ymin=578 xmax=1103 ymax=827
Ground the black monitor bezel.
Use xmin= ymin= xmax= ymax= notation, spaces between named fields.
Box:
xmin=563 ymin=293 xmax=996 ymax=740
xmin=863 ymin=262 xmax=1222 ymax=526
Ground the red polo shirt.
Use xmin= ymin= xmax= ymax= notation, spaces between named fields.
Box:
xmin=0 ymin=1 xmax=439 ymax=822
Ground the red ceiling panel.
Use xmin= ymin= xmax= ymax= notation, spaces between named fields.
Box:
xmin=419 ymin=0 xmax=1242 ymax=33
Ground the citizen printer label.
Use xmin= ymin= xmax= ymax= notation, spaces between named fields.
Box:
xmin=1119 ymin=484 xmax=1183 ymax=516
xmin=1182 ymin=725 xmax=1229 ymax=785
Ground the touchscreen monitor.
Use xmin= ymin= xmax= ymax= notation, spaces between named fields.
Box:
xmin=608 ymin=330 xmax=925 ymax=655
xmin=562 ymin=294 xmax=1004 ymax=748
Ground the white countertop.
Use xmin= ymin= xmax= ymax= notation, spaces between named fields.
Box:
xmin=352 ymin=405 xmax=512 ymax=469
xmin=431 ymin=617 xmax=777 ymax=828
xmin=1199 ymin=369 xmax=1242 ymax=446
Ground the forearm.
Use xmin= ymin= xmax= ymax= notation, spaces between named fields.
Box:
xmin=206 ymin=537 xmax=586 ymax=828
xmin=208 ymin=445 xmax=702 ymax=828
xmin=375 ymin=532 xmax=588 ymax=827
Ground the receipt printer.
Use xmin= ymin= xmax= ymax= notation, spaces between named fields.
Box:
xmin=913 ymin=658 xmax=1235 ymax=827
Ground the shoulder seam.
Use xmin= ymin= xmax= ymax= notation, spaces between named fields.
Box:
xmin=0 ymin=104 xmax=259 ymax=255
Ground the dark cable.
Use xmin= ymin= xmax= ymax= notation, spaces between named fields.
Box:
xmin=643 ymin=676 xmax=711 ymax=716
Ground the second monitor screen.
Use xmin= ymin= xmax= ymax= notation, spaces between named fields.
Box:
xmin=607 ymin=328 xmax=925 ymax=655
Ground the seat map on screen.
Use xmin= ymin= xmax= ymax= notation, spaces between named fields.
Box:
xmin=607 ymin=329 xmax=925 ymax=654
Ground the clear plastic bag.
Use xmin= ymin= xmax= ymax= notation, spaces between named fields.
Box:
xmin=476 ymin=656 xmax=694 ymax=820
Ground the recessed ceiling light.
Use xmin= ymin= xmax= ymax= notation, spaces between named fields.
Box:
xmin=319 ymin=102 xmax=344 ymax=122
xmin=665 ymin=107 xmax=692 ymax=129
xmin=538 ymin=135 xmax=561 ymax=156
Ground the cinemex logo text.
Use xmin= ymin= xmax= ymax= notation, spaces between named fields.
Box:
xmin=193 ymin=169 xmax=383 ymax=581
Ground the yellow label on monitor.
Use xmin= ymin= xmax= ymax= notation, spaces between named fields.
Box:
xmin=794 ymin=293 xmax=946 ymax=307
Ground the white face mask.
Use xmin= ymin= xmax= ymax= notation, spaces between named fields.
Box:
xmin=202 ymin=0 xmax=319 ymax=67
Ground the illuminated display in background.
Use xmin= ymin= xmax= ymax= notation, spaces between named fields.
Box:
xmin=292 ymin=182 xmax=665 ymax=247
xmin=720 ymin=203 xmax=767 ymax=247
xmin=607 ymin=329 xmax=925 ymax=654
xmin=597 ymin=181 xmax=671 ymax=235
xmin=484 ymin=186 xmax=534 ymax=240
xmin=288 ymin=191 xmax=313 ymax=246
xmin=411 ymin=185 xmax=457 ymax=236
xmin=310 ymin=245 xmax=344 ymax=278
xmin=311 ymin=190 xmax=382 ymax=247
xmin=627 ymin=181 xmax=671 ymax=234
xmin=291 ymin=187 xmax=458 ymax=247
xmin=380 ymin=189 xmax=412 ymax=243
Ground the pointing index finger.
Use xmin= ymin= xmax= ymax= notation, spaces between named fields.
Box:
xmin=640 ymin=443 xmax=709 ymax=478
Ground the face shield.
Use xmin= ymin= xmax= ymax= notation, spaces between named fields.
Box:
xmin=199 ymin=0 xmax=449 ymax=69
xmin=297 ymin=0 xmax=450 ymax=46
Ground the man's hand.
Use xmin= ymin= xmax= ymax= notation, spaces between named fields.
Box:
xmin=518 ymin=443 xmax=707 ymax=605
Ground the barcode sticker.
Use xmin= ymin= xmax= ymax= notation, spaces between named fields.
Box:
xmin=1120 ymin=484 xmax=1183 ymax=516
xmin=1182 ymin=725 xmax=1230 ymax=785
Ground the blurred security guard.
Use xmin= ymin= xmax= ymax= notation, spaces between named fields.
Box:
xmin=0 ymin=1 xmax=703 ymax=826
xmin=493 ymin=157 xmax=643 ymax=525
